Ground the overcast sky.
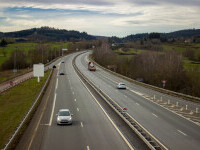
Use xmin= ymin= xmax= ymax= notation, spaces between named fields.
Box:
xmin=0 ymin=0 xmax=200 ymax=37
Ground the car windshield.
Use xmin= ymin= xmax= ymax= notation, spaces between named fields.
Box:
xmin=120 ymin=83 xmax=125 ymax=85
xmin=59 ymin=111 xmax=70 ymax=116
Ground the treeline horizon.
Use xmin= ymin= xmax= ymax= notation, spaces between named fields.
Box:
xmin=1 ymin=27 xmax=200 ymax=42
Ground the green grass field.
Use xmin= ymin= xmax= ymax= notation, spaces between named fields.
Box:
xmin=0 ymin=42 xmax=68 ymax=67
xmin=162 ymin=43 xmax=200 ymax=71
xmin=162 ymin=44 xmax=186 ymax=52
xmin=0 ymin=43 xmax=37 ymax=66
xmin=0 ymin=69 xmax=31 ymax=83
xmin=162 ymin=43 xmax=200 ymax=57
xmin=0 ymin=70 xmax=50 ymax=149
xmin=183 ymin=58 xmax=200 ymax=71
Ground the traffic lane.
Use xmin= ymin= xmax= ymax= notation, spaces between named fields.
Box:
xmin=70 ymin=83 xmax=131 ymax=150
xmin=42 ymin=52 xmax=87 ymax=150
xmin=42 ymin=66 xmax=86 ymax=150
xmin=122 ymin=89 xmax=200 ymax=150
xmin=43 ymin=52 xmax=132 ymax=150
xmin=79 ymin=52 xmax=200 ymax=114
xmin=15 ymin=53 xmax=81 ymax=150
xmin=85 ymin=67 xmax=200 ymax=135
xmin=83 ymin=67 xmax=200 ymax=150
xmin=97 ymin=66 xmax=200 ymax=111
xmin=66 ymin=53 xmax=132 ymax=150
xmin=76 ymin=53 xmax=200 ymax=150
xmin=81 ymin=52 xmax=200 ymax=111
xmin=15 ymin=68 xmax=58 ymax=150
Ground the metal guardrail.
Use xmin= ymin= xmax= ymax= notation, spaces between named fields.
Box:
xmin=0 ymin=55 xmax=63 ymax=93
xmin=73 ymin=53 xmax=168 ymax=150
xmin=3 ymin=70 xmax=53 ymax=150
xmin=0 ymin=75 xmax=33 ymax=94
xmin=89 ymin=55 xmax=200 ymax=103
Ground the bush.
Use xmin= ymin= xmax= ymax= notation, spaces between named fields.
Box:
xmin=183 ymin=48 xmax=195 ymax=61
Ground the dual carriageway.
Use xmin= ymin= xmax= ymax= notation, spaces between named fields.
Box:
xmin=13 ymin=51 xmax=200 ymax=150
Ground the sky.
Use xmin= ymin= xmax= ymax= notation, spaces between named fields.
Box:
xmin=0 ymin=0 xmax=200 ymax=37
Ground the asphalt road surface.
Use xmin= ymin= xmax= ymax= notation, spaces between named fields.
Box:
xmin=16 ymin=52 xmax=133 ymax=150
xmin=75 ymin=52 xmax=200 ymax=150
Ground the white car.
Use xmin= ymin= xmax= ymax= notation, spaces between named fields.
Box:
xmin=117 ymin=83 xmax=126 ymax=89
xmin=57 ymin=109 xmax=73 ymax=125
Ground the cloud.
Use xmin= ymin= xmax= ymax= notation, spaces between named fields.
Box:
xmin=0 ymin=0 xmax=199 ymax=36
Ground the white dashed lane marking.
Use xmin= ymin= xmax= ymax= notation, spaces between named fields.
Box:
xmin=152 ymin=113 xmax=158 ymax=118
xmin=81 ymin=122 xmax=83 ymax=127
xmin=177 ymin=130 xmax=187 ymax=136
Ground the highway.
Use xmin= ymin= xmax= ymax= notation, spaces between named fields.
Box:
xmin=16 ymin=52 xmax=134 ymax=150
xmin=75 ymin=52 xmax=200 ymax=150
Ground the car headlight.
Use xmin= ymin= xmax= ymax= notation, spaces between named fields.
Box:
xmin=57 ymin=117 xmax=61 ymax=121
xmin=69 ymin=117 xmax=72 ymax=120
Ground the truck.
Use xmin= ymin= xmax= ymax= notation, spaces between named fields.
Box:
xmin=88 ymin=62 xmax=96 ymax=71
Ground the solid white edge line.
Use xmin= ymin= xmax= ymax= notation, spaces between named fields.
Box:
xmin=69 ymin=79 xmax=71 ymax=85
xmin=49 ymin=93 xmax=57 ymax=126
xmin=177 ymin=130 xmax=187 ymax=136
xmin=56 ymin=78 xmax=58 ymax=89
xmin=87 ymin=145 xmax=90 ymax=150
xmin=75 ymin=72 xmax=134 ymax=150
xmin=101 ymin=71 xmax=200 ymax=127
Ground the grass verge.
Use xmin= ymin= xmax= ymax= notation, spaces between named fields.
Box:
xmin=0 ymin=69 xmax=31 ymax=83
xmin=0 ymin=70 xmax=50 ymax=149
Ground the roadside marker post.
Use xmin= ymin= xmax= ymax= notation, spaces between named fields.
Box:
xmin=122 ymin=107 xmax=128 ymax=113
xmin=9 ymin=81 xmax=14 ymax=86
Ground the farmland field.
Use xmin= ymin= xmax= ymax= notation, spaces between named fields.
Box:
xmin=0 ymin=42 xmax=68 ymax=67
xmin=0 ymin=70 xmax=50 ymax=149
xmin=114 ymin=43 xmax=200 ymax=72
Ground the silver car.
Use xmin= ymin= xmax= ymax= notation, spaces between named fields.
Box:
xmin=117 ymin=83 xmax=126 ymax=89
xmin=57 ymin=109 xmax=73 ymax=125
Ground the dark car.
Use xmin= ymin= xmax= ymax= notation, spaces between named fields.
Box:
xmin=52 ymin=65 xmax=56 ymax=68
xmin=60 ymin=72 xmax=65 ymax=75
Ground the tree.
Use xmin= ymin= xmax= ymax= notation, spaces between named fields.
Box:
xmin=149 ymin=32 xmax=160 ymax=39
xmin=129 ymin=50 xmax=187 ymax=90
xmin=183 ymin=48 xmax=195 ymax=61
xmin=0 ymin=39 xmax=8 ymax=57
xmin=197 ymin=52 xmax=200 ymax=61
xmin=1 ymin=50 xmax=29 ymax=70
xmin=0 ymin=39 xmax=8 ymax=47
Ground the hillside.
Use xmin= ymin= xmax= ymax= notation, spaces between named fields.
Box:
xmin=0 ymin=27 xmax=96 ymax=41
xmin=0 ymin=32 xmax=3 ymax=37
xmin=165 ymin=29 xmax=200 ymax=38
xmin=118 ymin=29 xmax=200 ymax=42
xmin=1 ymin=28 xmax=200 ymax=42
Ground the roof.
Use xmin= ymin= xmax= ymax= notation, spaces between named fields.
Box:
xmin=59 ymin=109 xmax=69 ymax=112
